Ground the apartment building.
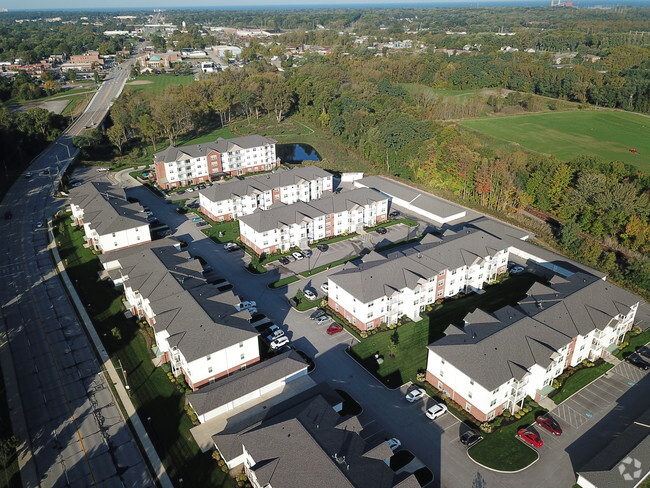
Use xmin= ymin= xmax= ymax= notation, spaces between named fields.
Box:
xmin=327 ymin=229 xmax=510 ymax=330
xmin=238 ymin=188 xmax=389 ymax=255
xmin=98 ymin=240 xmax=260 ymax=390
xmin=212 ymin=385 xmax=416 ymax=488
xmin=153 ymin=135 xmax=278 ymax=189
xmin=199 ymin=165 xmax=333 ymax=221
xmin=425 ymin=272 xmax=639 ymax=422
xmin=69 ymin=181 xmax=151 ymax=253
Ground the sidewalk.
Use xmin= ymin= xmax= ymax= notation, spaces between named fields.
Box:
xmin=48 ymin=222 xmax=174 ymax=488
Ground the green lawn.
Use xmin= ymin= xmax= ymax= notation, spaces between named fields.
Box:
xmin=55 ymin=217 xmax=232 ymax=488
xmin=550 ymin=361 xmax=614 ymax=405
xmin=461 ymin=110 xmax=650 ymax=170
xmin=350 ymin=274 xmax=539 ymax=388
xmin=125 ymin=75 xmax=195 ymax=94
xmin=201 ymin=220 xmax=240 ymax=244
xmin=177 ymin=126 xmax=236 ymax=146
xmin=301 ymin=255 xmax=359 ymax=278
xmin=614 ymin=329 xmax=650 ymax=360
xmin=468 ymin=409 xmax=540 ymax=471
xmin=292 ymin=291 xmax=321 ymax=311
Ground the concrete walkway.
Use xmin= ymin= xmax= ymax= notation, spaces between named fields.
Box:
xmin=48 ymin=222 xmax=174 ymax=488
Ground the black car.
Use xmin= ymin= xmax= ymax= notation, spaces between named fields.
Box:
xmin=376 ymin=227 xmax=387 ymax=235
xmin=389 ymin=211 xmax=401 ymax=218
xmin=279 ymin=257 xmax=290 ymax=265
xmin=626 ymin=354 xmax=650 ymax=370
xmin=310 ymin=309 xmax=326 ymax=320
xmin=196 ymin=221 xmax=208 ymax=227
xmin=316 ymin=244 xmax=329 ymax=252
xmin=460 ymin=430 xmax=483 ymax=447
xmin=635 ymin=346 xmax=650 ymax=360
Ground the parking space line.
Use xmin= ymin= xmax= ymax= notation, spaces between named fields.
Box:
xmin=586 ymin=380 xmax=619 ymax=402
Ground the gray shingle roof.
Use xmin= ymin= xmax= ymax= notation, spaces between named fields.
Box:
xmin=151 ymin=286 xmax=257 ymax=362
xmin=69 ymin=181 xmax=149 ymax=235
xmin=577 ymin=407 xmax=650 ymax=488
xmin=239 ymin=187 xmax=387 ymax=233
xmin=198 ymin=165 xmax=331 ymax=204
xmin=330 ymin=229 xmax=508 ymax=303
xmin=356 ymin=175 xmax=464 ymax=221
xmin=214 ymin=392 xmax=396 ymax=488
xmin=154 ymin=135 xmax=276 ymax=163
xmin=188 ymin=350 xmax=308 ymax=416
xmin=427 ymin=272 xmax=640 ymax=389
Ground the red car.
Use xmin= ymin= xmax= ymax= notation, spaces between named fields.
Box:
xmin=326 ymin=323 xmax=344 ymax=335
xmin=517 ymin=429 xmax=544 ymax=448
xmin=536 ymin=415 xmax=562 ymax=436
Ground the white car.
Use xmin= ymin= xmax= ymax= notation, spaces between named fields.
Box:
xmin=426 ymin=403 xmax=448 ymax=420
xmin=186 ymin=187 xmax=194 ymax=192
xmin=320 ymin=283 xmax=329 ymax=294
xmin=315 ymin=315 xmax=331 ymax=326
xmin=236 ymin=301 xmax=257 ymax=311
xmin=405 ymin=388 xmax=427 ymax=403
xmin=292 ymin=251 xmax=304 ymax=260
xmin=303 ymin=289 xmax=317 ymax=301
xmin=270 ymin=336 xmax=290 ymax=350
xmin=223 ymin=242 xmax=239 ymax=251
xmin=387 ymin=438 xmax=401 ymax=452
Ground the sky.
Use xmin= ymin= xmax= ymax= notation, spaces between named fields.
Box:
xmin=0 ymin=0 xmax=542 ymax=10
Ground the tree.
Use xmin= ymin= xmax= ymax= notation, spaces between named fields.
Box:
xmin=107 ymin=124 xmax=128 ymax=153
xmin=262 ymin=78 xmax=293 ymax=122
xmin=559 ymin=219 xmax=584 ymax=254
xmin=137 ymin=114 xmax=161 ymax=151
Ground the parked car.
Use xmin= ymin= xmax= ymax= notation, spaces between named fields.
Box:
xmin=425 ymin=403 xmax=448 ymax=420
xmin=292 ymin=251 xmax=304 ymax=260
xmin=315 ymin=315 xmax=331 ymax=326
xmin=266 ymin=329 xmax=285 ymax=342
xmin=279 ymin=256 xmax=290 ymax=265
xmin=236 ymin=301 xmax=257 ymax=312
xmin=626 ymin=354 xmax=650 ymax=370
xmin=195 ymin=222 xmax=208 ymax=227
xmin=157 ymin=230 xmax=172 ymax=237
xmin=223 ymin=242 xmax=239 ymax=252
xmin=387 ymin=438 xmax=401 ymax=452
xmin=303 ymin=249 xmax=312 ymax=257
xmin=24 ymin=172 xmax=33 ymax=179
xmin=316 ymin=244 xmax=329 ymax=252
xmin=35 ymin=221 xmax=43 ymax=228
xmin=191 ymin=217 xmax=203 ymax=222
xmin=510 ymin=266 xmax=525 ymax=274
xmin=536 ymin=415 xmax=563 ymax=436
xmin=460 ymin=430 xmax=483 ymax=447
xmin=250 ymin=313 xmax=267 ymax=324
xmin=405 ymin=388 xmax=427 ymax=403
xmin=635 ymin=346 xmax=650 ymax=360
xmin=320 ymin=283 xmax=329 ymax=294
xmin=389 ymin=211 xmax=400 ymax=218
xmin=376 ymin=227 xmax=388 ymax=235
xmin=186 ymin=188 xmax=194 ymax=193
xmin=517 ymin=429 xmax=544 ymax=448
xmin=263 ymin=324 xmax=280 ymax=336
xmin=146 ymin=216 xmax=157 ymax=223
xmin=177 ymin=190 xmax=185 ymax=195
xmin=270 ymin=336 xmax=290 ymax=350
xmin=303 ymin=289 xmax=317 ymax=301
xmin=310 ymin=309 xmax=326 ymax=320
xmin=326 ymin=323 xmax=343 ymax=335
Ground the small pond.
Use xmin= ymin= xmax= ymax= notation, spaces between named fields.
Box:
xmin=276 ymin=143 xmax=321 ymax=164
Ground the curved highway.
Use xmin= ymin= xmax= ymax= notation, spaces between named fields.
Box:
xmin=0 ymin=58 xmax=155 ymax=487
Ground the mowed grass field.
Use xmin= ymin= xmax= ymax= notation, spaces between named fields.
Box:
xmin=461 ymin=110 xmax=650 ymax=171
xmin=125 ymin=74 xmax=195 ymax=94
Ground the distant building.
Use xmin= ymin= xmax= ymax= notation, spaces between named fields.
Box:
xmin=137 ymin=52 xmax=180 ymax=71
xmin=153 ymin=135 xmax=278 ymax=189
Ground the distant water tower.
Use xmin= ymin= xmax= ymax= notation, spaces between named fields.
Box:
xmin=182 ymin=21 xmax=186 ymax=29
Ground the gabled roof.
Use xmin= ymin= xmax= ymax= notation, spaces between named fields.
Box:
xmin=239 ymin=187 xmax=387 ymax=234
xmin=153 ymin=135 xmax=276 ymax=163
xmin=198 ymin=165 xmax=331 ymax=204
xmin=330 ymin=229 xmax=509 ymax=303
xmin=69 ymin=181 xmax=149 ymax=235
xmin=427 ymin=272 xmax=640 ymax=390
xmin=187 ymin=350 xmax=309 ymax=417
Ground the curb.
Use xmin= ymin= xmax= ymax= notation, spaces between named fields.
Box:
xmin=48 ymin=220 xmax=174 ymax=488
xmin=466 ymin=445 xmax=539 ymax=474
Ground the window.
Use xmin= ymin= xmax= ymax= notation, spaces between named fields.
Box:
xmin=468 ymin=391 xmax=472 ymax=399
xmin=240 ymin=354 xmax=245 ymax=360
xmin=440 ymin=370 xmax=444 ymax=377
xmin=438 ymin=381 xmax=443 ymax=390
xmin=208 ymin=367 xmax=213 ymax=373
xmin=239 ymin=342 xmax=244 ymax=348
xmin=490 ymin=399 xmax=497 ymax=407
xmin=206 ymin=355 xmax=211 ymax=361
xmin=488 ymin=411 xmax=495 ymax=420
xmin=437 ymin=290 xmax=443 ymax=297
xmin=465 ymin=403 xmax=472 ymax=412
xmin=438 ymin=280 xmax=444 ymax=287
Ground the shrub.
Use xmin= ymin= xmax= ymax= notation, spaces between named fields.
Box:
xmin=503 ymin=409 xmax=511 ymax=418
xmin=480 ymin=422 xmax=493 ymax=434
xmin=360 ymin=331 xmax=368 ymax=339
